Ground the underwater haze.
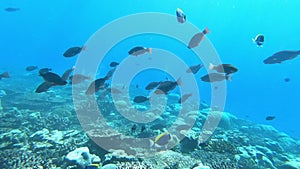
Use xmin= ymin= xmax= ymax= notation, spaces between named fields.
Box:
xmin=1 ymin=0 xmax=300 ymax=169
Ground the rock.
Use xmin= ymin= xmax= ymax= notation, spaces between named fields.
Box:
xmin=102 ymin=163 xmax=118 ymax=169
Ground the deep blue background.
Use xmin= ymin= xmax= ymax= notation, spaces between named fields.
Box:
xmin=1 ymin=0 xmax=299 ymax=138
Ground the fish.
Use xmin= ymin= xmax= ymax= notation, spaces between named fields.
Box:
xmin=209 ymin=63 xmax=238 ymax=75
xmin=63 ymin=46 xmax=86 ymax=57
xmin=145 ymin=81 xmax=161 ymax=90
xmin=188 ymin=27 xmax=210 ymax=49
xmin=105 ymin=68 xmax=116 ymax=80
xmin=155 ymin=78 xmax=182 ymax=95
xmin=266 ymin=116 xmax=275 ymax=121
xmin=128 ymin=46 xmax=152 ymax=56
xmin=0 ymin=72 xmax=10 ymax=80
xmin=176 ymin=8 xmax=186 ymax=23
xmin=39 ymin=68 xmax=52 ymax=76
xmin=35 ymin=82 xmax=53 ymax=93
xmin=178 ymin=93 xmax=193 ymax=103
xmin=61 ymin=67 xmax=75 ymax=81
xmin=40 ymin=72 xmax=67 ymax=86
xmin=133 ymin=96 xmax=149 ymax=103
xmin=263 ymin=50 xmax=300 ymax=64
xmin=69 ymin=74 xmax=91 ymax=84
xmin=109 ymin=62 xmax=119 ymax=67
xmin=4 ymin=7 xmax=20 ymax=12
xmin=26 ymin=66 xmax=38 ymax=71
xmin=86 ymin=77 xmax=108 ymax=95
xmin=141 ymin=125 xmax=146 ymax=132
xmin=153 ymin=132 xmax=171 ymax=146
xmin=284 ymin=78 xmax=290 ymax=82
xmin=186 ymin=64 xmax=203 ymax=74
xmin=252 ymin=34 xmax=264 ymax=47
xmin=201 ymin=73 xmax=231 ymax=83
xmin=131 ymin=124 xmax=137 ymax=132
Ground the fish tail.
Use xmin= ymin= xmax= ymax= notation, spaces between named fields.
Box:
xmin=81 ymin=46 xmax=87 ymax=51
xmin=177 ymin=77 xmax=182 ymax=86
xmin=203 ymin=27 xmax=210 ymax=34
xmin=1 ymin=72 xmax=10 ymax=78
xmin=209 ymin=63 xmax=215 ymax=70
xmin=148 ymin=48 xmax=152 ymax=54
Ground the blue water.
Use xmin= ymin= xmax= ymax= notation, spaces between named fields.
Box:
xmin=1 ymin=0 xmax=300 ymax=141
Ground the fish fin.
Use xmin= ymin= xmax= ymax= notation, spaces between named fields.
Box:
xmin=177 ymin=77 xmax=182 ymax=86
xmin=226 ymin=75 xmax=232 ymax=81
xmin=209 ymin=63 xmax=215 ymax=70
xmin=203 ymin=27 xmax=210 ymax=34
xmin=81 ymin=46 xmax=87 ymax=51
xmin=148 ymin=48 xmax=152 ymax=54
xmin=1 ymin=72 xmax=10 ymax=78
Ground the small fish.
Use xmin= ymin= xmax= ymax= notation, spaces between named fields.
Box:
xmin=39 ymin=68 xmax=52 ymax=76
xmin=133 ymin=96 xmax=149 ymax=103
xmin=128 ymin=46 xmax=152 ymax=56
xmin=209 ymin=63 xmax=238 ymax=75
xmin=188 ymin=27 xmax=210 ymax=49
xmin=26 ymin=66 xmax=38 ymax=71
xmin=252 ymin=34 xmax=264 ymax=47
xmin=201 ymin=73 xmax=231 ymax=83
xmin=178 ymin=93 xmax=193 ymax=103
xmin=0 ymin=72 xmax=10 ymax=80
xmin=263 ymin=50 xmax=300 ymax=64
xmin=61 ymin=67 xmax=75 ymax=81
xmin=186 ymin=64 xmax=203 ymax=74
xmin=86 ymin=77 xmax=107 ymax=95
xmin=155 ymin=78 xmax=182 ymax=95
xmin=4 ymin=7 xmax=20 ymax=12
xmin=105 ymin=68 xmax=116 ymax=80
xmin=131 ymin=124 xmax=137 ymax=132
xmin=153 ymin=132 xmax=171 ymax=146
xmin=63 ymin=46 xmax=86 ymax=57
xmin=266 ymin=116 xmax=275 ymax=121
xmin=145 ymin=81 xmax=161 ymax=90
xmin=69 ymin=74 xmax=91 ymax=84
xmin=35 ymin=82 xmax=53 ymax=93
xmin=40 ymin=72 xmax=67 ymax=86
xmin=284 ymin=78 xmax=290 ymax=82
xmin=141 ymin=125 xmax=146 ymax=132
xmin=176 ymin=8 xmax=186 ymax=23
xmin=109 ymin=62 xmax=119 ymax=67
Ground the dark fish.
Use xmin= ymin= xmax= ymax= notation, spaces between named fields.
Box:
xmin=0 ymin=72 xmax=10 ymax=80
xmin=61 ymin=67 xmax=75 ymax=81
xmin=131 ymin=124 xmax=137 ymax=132
xmin=266 ymin=116 xmax=276 ymax=121
xmin=63 ymin=46 xmax=85 ymax=57
xmin=186 ymin=64 xmax=203 ymax=74
xmin=176 ymin=8 xmax=186 ymax=23
xmin=155 ymin=78 xmax=182 ymax=95
xmin=188 ymin=28 xmax=210 ymax=49
xmin=128 ymin=46 xmax=152 ymax=56
xmin=5 ymin=7 xmax=20 ymax=12
xmin=105 ymin=68 xmax=116 ymax=80
xmin=178 ymin=93 xmax=193 ymax=103
xmin=133 ymin=96 xmax=149 ymax=103
xmin=86 ymin=77 xmax=107 ymax=95
xmin=201 ymin=73 xmax=231 ymax=83
xmin=145 ymin=81 xmax=161 ymax=90
xmin=264 ymin=50 xmax=300 ymax=64
xmin=26 ymin=66 xmax=38 ymax=71
xmin=109 ymin=62 xmax=119 ymax=67
xmin=141 ymin=125 xmax=146 ymax=132
xmin=136 ymin=84 xmax=139 ymax=88
xmin=39 ymin=68 xmax=52 ymax=76
xmin=69 ymin=74 xmax=91 ymax=84
xmin=40 ymin=72 xmax=67 ymax=86
xmin=284 ymin=78 xmax=290 ymax=82
xmin=209 ymin=63 xmax=238 ymax=75
xmin=35 ymin=82 xmax=53 ymax=93
xmin=252 ymin=34 xmax=264 ymax=47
